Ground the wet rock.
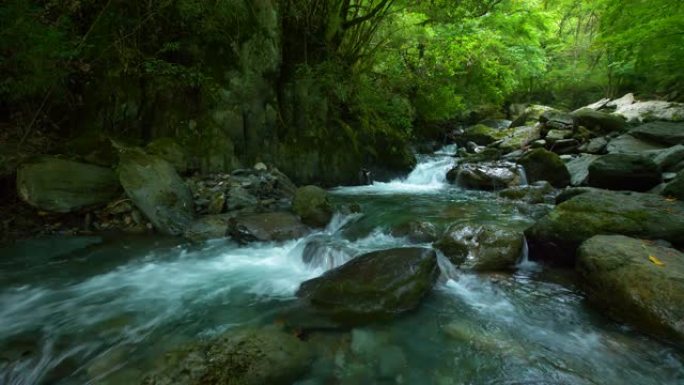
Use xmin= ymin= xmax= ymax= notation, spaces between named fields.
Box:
xmin=458 ymin=124 xmax=508 ymax=146
xmin=571 ymin=108 xmax=626 ymax=134
xmin=540 ymin=110 xmax=574 ymax=129
xmin=498 ymin=125 xmax=542 ymax=152
xmin=292 ymin=186 xmax=333 ymax=227
xmin=518 ymin=149 xmax=571 ymax=188
xmin=629 ymin=122 xmax=684 ymax=146
xmin=226 ymin=186 xmax=258 ymax=211
xmin=207 ymin=192 xmax=225 ymax=214
xmin=390 ymin=220 xmax=438 ymax=243
xmin=435 ymin=225 xmax=524 ymax=271
xmin=270 ymin=168 xmax=298 ymax=198
xmin=296 ymin=247 xmax=439 ymax=326
xmin=511 ymin=105 xmax=555 ymax=127
xmin=566 ymin=154 xmax=600 ymax=186
xmin=141 ymin=327 xmax=312 ymax=385
xmin=615 ymin=100 xmax=684 ymax=123
xmin=526 ymin=190 xmax=684 ymax=264
xmin=606 ymin=134 xmax=666 ymax=155
xmin=146 ymin=138 xmax=188 ymax=174
xmin=301 ymin=236 xmax=355 ymax=269
xmin=651 ymin=144 xmax=684 ymax=172
xmin=662 ymin=170 xmax=684 ymax=200
xmin=16 ymin=157 xmax=120 ymax=213
xmin=447 ymin=162 xmax=522 ymax=190
xmin=499 ymin=181 xmax=554 ymax=204
xmin=184 ymin=214 xmax=232 ymax=242
xmin=577 ymin=235 xmax=684 ymax=345
xmin=578 ymin=136 xmax=608 ymax=154
xmin=545 ymin=129 xmax=571 ymax=143
xmin=228 ymin=212 xmax=308 ymax=243
xmin=587 ymin=154 xmax=661 ymax=192
xmin=118 ymin=151 xmax=195 ymax=236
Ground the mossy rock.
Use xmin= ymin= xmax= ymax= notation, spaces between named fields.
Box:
xmin=292 ymin=185 xmax=333 ymax=227
xmin=578 ymin=235 xmax=684 ymax=346
xmin=435 ymin=224 xmax=524 ymax=271
xmin=146 ymin=138 xmax=189 ymax=174
xmin=587 ymin=154 xmax=661 ymax=192
xmin=518 ymin=149 xmax=570 ymax=188
xmin=572 ymin=108 xmax=626 ymax=134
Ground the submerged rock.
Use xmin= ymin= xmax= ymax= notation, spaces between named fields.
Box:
xmin=292 ymin=185 xmax=333 ymax=227
xmin=17 ymin=157 xmax=120 ymax=213
xmin=435 ymin=224 xmax=524 ymax=271
xmin=587 ymin=154 xmax=661 ymax=192
xmin=577 ymin=235 xmax=684 ymax=345
xmin=517 ymin=149 xmax=571 ymax=188
xmin=141 ymin=327 xmax=312 ymax=385
xmin=296 ymin=247 xmax=439 ymax=326
xmin=228 ymin=212 xmax=308 ymax=243
xmin=118 ymin=151 xmax=195 ymax=236
xmin=526 ymin=190 xmax=684 ymax=264
xmin=447 ymin=162 xmax=522 ymax=190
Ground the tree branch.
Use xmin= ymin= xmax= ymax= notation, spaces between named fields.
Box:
xmin=342 ymin=0 xmax=394 ymax=30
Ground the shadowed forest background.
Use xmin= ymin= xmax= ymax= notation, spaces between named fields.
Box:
xmin=2 ymin=0 xmax=683 ymax=185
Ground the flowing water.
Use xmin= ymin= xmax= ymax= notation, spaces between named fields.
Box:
xmin=1 ymin=146 xmax=683 ymax=385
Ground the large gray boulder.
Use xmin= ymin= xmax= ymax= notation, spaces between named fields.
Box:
xmin=587 ymin=154 xmax=661 ymax=192
xmin=296 ymin=247 xmax=439 ymax=326
xmin=292 ymin=185 xmax=333 ymax=227
xmin=615 ymin=100 xmax=684 ymax=123
xmin=118 ymin=151 xmax=194 ymax=235
xmin=526 ymin=190 xmax=684 ymax=264
xmin=566 ymin=154 xmax=600 ymax=186
xmin=228 ymin=212 xmax=308 ymax=243
xmin=629 ymin=122 xmax=684 ymax=146
xmin=606 ymin=134 xmax=666 ymax=155
xmin=578 ymin=235 xmax=684 ymax=345
xmin=435 ymin=225 xmax=524 ymax=271
xmin=572 ymin=108 xmax=626 ymax=133
xmin=518 ymin=149 xmax=571 ymax=188
xmin=17 ymin=157 xmax=120 ymax=213
xmin=651 ymin=144 xmax=684 ymax=172
xmin=141 ymin=327 xmax=311 ymax=385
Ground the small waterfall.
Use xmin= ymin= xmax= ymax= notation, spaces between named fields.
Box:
xmin=516 ymin=235 xmax=540 ymax=271
xmin=517 ymin=164 xmax=529 ymax=186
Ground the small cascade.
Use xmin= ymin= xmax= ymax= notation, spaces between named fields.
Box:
xmin=516 ymin=235 xmax=540 ymax=271
xmin=517 ymin=164 xmax=529 ymax=186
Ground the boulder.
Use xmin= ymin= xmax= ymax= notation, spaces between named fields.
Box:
xmin=511 ymin=105 xmax=555 ymax=127
xmin=141 ymin=327 xmax=311 ymax=385
xmin=606 ymin=134 xmax=666 ymax=154
xmin=226 ymin=186 xmax=258 ymax=211
xmin=296 ymin=247 xmax=439 ymax=326
xmin=118 ymin=151 xmax=195 ymax=236
xmin=577 ymin=235 xmax=684 ymax=345
xmin=629 ymin=122 xmax=684 ymax=146
xmin=526 ymin=190 xmax=684 ymax=264
xmin=651 ymin=144 xmax=684 ymax=172
xmin=579 ymin=98 xmax=611 ymax=111
xmin=478 ymin=119 xmax=512 ymax=130
xmin=458 ymin=124 xmax=508 ymax=146
xmin=390 ymin=221 xmax=438 ymax=243
xmin=146 ymin=138 xmax=188 ymax=174
xmin=447 ymin=162 xmax=522 ymax=190
xmin=17 ymin=157 xmax=120 ymax=213
xmin=540 ymin=110 xmax=574 ymax=129
xmin=435 ymin=225 xmax=524 ymax=271
xmin=184 ymin=214 xmax=231 ymax=242
xmin=498 ymin=125 xmax=542 ymax=151
xmin=499 ymin=181 xmax=554 ymax=204
xmin=662 ymin=170 xmax=684 ymax=200
xmin=571 ymin=108 xmax=626 ymax=133
xmin=518 ymin=149 xmax=571 ymax=188
xmin=545 ymin=129 xmax=571 ymax=143
xmin=547 ymin=138 xmax=580 ymax=155
xmin=605 ymin=93 xmax=635 ymax=110
xmin=292 ymin=186 xmax=333 ymax=227
xmin=578 ymin=137 xmax=608 ymax=154
xmin=566 ymin=154 xmax=600 ymax=186
xmin=587 ymin=154 xmax=661 ymax=192
xmin=228 ymin=212 xmax=308 ymax=243
xmin=615 ymin=100 xmax=684 ymax=123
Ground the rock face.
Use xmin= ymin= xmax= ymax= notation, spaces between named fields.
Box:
xmin=518 ymin=149 xmax=571 ymax=188
xmin=17 ymin=157 xmax=120 ymax=213
xmin=118 ymin=151 xmax=195 ymax=236
xmin=228 ymin=212 xmax=308 ymax=243
xmin=526 ymin=190 xmax=684 ymax=264
xmin=447 ymin=162 xmax=522 ymax=190
xmin=572 ymin=108 xmax=626 ymax=133
xmin=296 ymin=247 xmax=439 ymax=326
xmin=435 ymin=225 xmax=524 ymax=271
xmin=587 ymin=154 xmax=661 ymax=192
xmin=577 ymin=235 xmax=684 ymax=345
xmin=292 ymin=185 xmax=333 ymax=227
xmin=628 ymin=122 xmax=684 ymax=146
xmin=141 ymin=327 xmax=311 ymax=385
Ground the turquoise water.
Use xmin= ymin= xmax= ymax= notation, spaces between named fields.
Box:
xmin=1 ymin=148 xmax=682 ymax=385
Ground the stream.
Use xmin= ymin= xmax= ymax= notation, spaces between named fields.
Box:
xmin=1 ymin=146 xmax=683 ymax=385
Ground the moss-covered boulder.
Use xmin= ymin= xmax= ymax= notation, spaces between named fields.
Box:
xmin=184 ymin=214 xmax=232 ymax=242
xmin=118 ymin=151 xmax=194 ymax=235
xmin=572 ymin=108 xmax=626 ymax=133
xmin=17 ymin=157 xmax=120 ymax=213
xmin=458 ymin=124 xmax=508 ymax=145
xmin=292 ymin=185 xmax=333 ymax=227
xmin=390 ymin=220 xmax=438 ymax=243
xmin=526 ymin=190 xmax=684 ymax=264
xmin=499 ymin=181 xmax=554 ymax=204
xmin=517 ymin=149 xmax=571 ymax=187
xmin=587 ymin=154 xmax=661 ymax=192
xmin=435 ymin=225 xmax=524 ymax=271
xmin=141 ymin=327 xmax=312 ymax=385
xmin=228 ymin=212 xmax=308 ymax=243
xmin=511 ymin=105 xmax=555 ymax=127
xmin=296 ymin=247 xmax=439 ymax=326
xmin=498 ymin=125 xmax=542 ymax=152
xmin=577 ymin=235 xmax=684 ymax=345
xmin=146 ymin=138 xmax=189 ymax=174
